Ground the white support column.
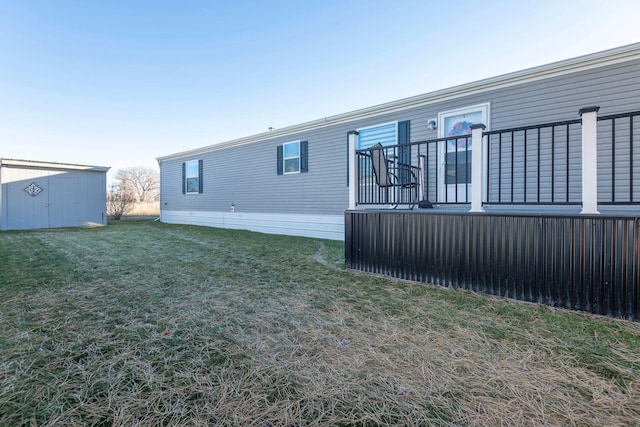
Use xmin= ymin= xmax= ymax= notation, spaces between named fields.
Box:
xmin=347 ymin=131 xmax=359 ymax=210
xmin=579 ymin=106 xmax=600 ymax=214
xmin=469 ymin=124 xmax=486 ymax=212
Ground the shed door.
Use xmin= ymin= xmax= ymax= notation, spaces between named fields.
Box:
xmin=48 ymin=177 xmax=82 ymax=228
xmin=6 ymin=176 xmax=82 ymax=230
xmin=6 ymin=179 xmax=49 ymax=230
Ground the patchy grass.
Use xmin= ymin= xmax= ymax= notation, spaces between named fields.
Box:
xmin=0 ymin=220 xmax=639 ymax=426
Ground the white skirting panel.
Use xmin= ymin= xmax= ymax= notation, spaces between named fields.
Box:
xmin=160 ymin=210 xmax=345 ymax=241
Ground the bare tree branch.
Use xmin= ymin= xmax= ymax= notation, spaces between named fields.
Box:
xmin=107 ymin=185 xmax=136 ymax=220
xmin=113 ymin=166 xmax=159 ymax=203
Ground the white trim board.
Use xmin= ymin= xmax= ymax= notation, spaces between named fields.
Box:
xmin=160 ymin=210 xmax=345 ymax=241
xmin=1 ymin=158 xmax=110 ymax=172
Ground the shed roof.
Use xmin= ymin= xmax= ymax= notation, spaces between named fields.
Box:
xmin=157 ymin=42 xmax=640 ymax=163
xmin=0 ymin=158 xmax=110 ymax=172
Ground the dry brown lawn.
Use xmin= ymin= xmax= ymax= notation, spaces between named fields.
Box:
xmin=0 ymin=219 xmax=639 ymax=426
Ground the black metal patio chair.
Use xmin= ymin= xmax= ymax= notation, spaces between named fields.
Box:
xmin=368 ymin=143 xmax=420 ymax=209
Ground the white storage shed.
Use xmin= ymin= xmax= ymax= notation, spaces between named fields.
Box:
xmin=0 ymin=159 xmax=110 ymax=231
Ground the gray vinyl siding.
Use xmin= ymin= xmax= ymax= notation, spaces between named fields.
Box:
xmin=161 ymin=125 xmax=352 ymax=215
xmin=482 ymin=60 xmax=640 ymax=205
xmin=160 ymin=56 xmax=640 ymax=215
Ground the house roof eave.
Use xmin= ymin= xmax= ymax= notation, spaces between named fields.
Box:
xmin=157 ymin=42 xmax=640 ymax=163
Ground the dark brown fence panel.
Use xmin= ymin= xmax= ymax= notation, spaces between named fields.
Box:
xmin=345 ymin=210 xmax=640 ymax=321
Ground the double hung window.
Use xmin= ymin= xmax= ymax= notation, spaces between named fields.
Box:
xmin=283 ymin=141 xmax=301 ymax=174
xmin=182 ymin=160 xmax=203 ymax=194
xmin=277 ymin=141 xmax=308 ymax=175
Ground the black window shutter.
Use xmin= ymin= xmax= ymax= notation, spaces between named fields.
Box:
xmin=398 ymin=120 xmax=410 ymax=145
xmin=277 ymin=145 xmax=283 ymax=175
xmin=398 ymin=121 xmax=410 ymax=183
xmin=300 ymin=141 xmax=308 ymax=173
xmin=198 ymin=159 xmax=203 ymax=193
xmin=182 ymin=162 xmax=186 ymax=194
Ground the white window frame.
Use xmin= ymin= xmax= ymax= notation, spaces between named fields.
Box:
xmin=283 ymin=141 xmax=301 ymax=174
xmin=184 ymin=159 xmax=200 ymax=194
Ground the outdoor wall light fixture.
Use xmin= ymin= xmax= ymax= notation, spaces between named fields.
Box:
xmin=427 ymin=119 xmax=437 ymax=131
xmin=230 ymin=203 xmax=235 ymax=212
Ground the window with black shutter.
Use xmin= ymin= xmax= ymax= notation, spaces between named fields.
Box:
xmin=277 ymin=141 xmax=308 ymax=175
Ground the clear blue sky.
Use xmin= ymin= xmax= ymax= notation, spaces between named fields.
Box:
xmin=1 ymin=0 xmax=638 ymax=179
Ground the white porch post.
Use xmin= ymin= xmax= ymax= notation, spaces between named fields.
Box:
xmin=347 ymin=131 xmax=359 ymax=210
xmin=469 ymin=124 xmax=486 ymax=212
xmin=579 ymin=106 xmax=600 ymax=214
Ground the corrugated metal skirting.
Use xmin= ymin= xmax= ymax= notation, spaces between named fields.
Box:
xmin=345 ymin=211 xmax=640 ymax=321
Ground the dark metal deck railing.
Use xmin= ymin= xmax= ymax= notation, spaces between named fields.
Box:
xmin=355 ymin=143 xmax=418 ymax=207
xmin=597 ymin=110 xmax=640 ymax=205
xmin=355 ymin=135 xmax=472 ymax=207
xmin=484 ymin=119 xmax=582 ymax=205
xmin=354 ymin=110 xmax=640 ymax=208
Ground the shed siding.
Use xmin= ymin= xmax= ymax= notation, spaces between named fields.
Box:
xmin=159 ymin=54 xmax=640 ymax=238
xmin=0 ymin=163 xmax=107 ymax=231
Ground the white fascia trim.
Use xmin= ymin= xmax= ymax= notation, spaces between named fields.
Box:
xmin=157 ymin=43 xmax=640 ymax=163
xmin=1 ymin=158 xmax=110 ymax=172
xmin=160 ymin=210 xmax=345 ymax=241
